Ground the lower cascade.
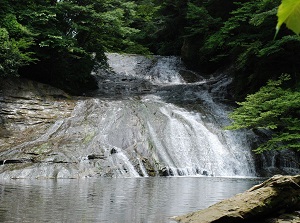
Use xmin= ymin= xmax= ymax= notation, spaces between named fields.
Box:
xmin=0 ymin=53 xmax=262 ymax=178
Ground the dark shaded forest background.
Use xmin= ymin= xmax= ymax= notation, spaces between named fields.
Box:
xmin=1 ymin=0 xmax=300 ymax=153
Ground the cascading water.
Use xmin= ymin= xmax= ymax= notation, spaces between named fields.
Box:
xmin=90 ymin=53 xmax=257 ymax=177
xmin=0 ymin=53 xmax=260 ymax=179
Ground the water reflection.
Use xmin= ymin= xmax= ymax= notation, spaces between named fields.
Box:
xmin=0 ymin=177 xmax=262 ymax=223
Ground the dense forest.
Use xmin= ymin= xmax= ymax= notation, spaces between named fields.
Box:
xmin=1 ymin=0 xmax=300 ymax=154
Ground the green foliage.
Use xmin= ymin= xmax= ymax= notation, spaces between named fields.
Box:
xmin=0 ymin=12 xmax=35 ymax=77
xmin=1 ymin=0 xmax=300 ymax=97
xmin=0 ymin=28 xmax=19 ymax=76
xmin=184 ymin=0 xmax=300 ymax=101
xmin=201 ymin=0 xmax=279 ymax=63
xmin=0 ymin=0 xmax=158 ymax=93
xmin=258 ymin=35 xmax=300 ymax=57
xmin=129 ymin=0 xmax=161 ymax=53
xmin=227 ymin=75 xmax=300 ymax=153
xmin=185 ymin=2 xmax=221 ymax=37
xmin=148 ymin=0 xmax=188 ymax=55
xmin=2 ymin=14 xmax=33 ymax=38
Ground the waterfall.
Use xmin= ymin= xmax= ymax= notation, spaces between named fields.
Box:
xmin=88 ymin=53 xmax=257 ymax=177
xmin=0 ymin=53 xmax=258 ymax=179
xmin=2 ymin=54 xmax=300 ymax=179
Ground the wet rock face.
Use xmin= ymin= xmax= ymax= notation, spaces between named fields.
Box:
xmin=0 ymin=54 xmax=266 ymax=179
xmin=0 ymin=78 xmax=75 ymax=148
xmin=0 ymin=78 xmax=156 ymax=179
xmin=0 ymin=78 xmax=77 ymax=178
xmin=174 ymin=175 xmax=300 ymax=223
xmin=95 ymin=72 xmax=155 ymax=96
xmin=0 ymin=54 xmax=298 ymax=179
xmin=0 ymin=75 xmax=250 ymax=179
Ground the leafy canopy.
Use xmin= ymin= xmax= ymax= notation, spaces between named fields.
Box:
xmin=0 ymin=0 xmax=158 ymax=93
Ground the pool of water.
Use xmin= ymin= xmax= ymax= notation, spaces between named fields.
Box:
xmin=0 ymin=177 xmax=263 ymax=223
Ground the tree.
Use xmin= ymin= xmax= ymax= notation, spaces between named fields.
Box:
xmin=226 ymin=75 xmax=300 ymax=153
xmin=0 ymin=1 xmax=35 ymax=77
xmin=0 ymin=0 xmax=157 ymax=94
xmin=148 ymin=0 xmax=188 ymax=55
xmin=0 ymin=28 xmax=34 ymax=77
xmin=177 ymin=0 xmax=300 ymax=101
xmin=20 ymin=0 xmax=153 ymax=93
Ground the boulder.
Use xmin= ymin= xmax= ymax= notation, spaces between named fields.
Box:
xmin=174 ymin=175 xmax=300 ymax=223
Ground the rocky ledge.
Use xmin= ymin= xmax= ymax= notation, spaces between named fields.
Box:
xmin=0 ymin=77 xmax=75 ymax=150
xmin=173 ymin=175 xmax=300 ymax=223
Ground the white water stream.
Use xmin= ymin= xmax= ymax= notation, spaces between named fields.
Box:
xmin=90 ymin=53 xmax=257 ymax=177
xmin=1 ymin=54 xmax=299 ymax=180
xmin=0 ymin=53 xmax=257 ymax=179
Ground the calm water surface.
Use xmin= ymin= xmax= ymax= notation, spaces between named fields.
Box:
xmin=0 ymin=177 xmax=263 ymax=223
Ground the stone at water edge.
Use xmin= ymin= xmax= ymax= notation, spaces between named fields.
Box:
xmin=173 ymin=175 xmax=300 ymax=223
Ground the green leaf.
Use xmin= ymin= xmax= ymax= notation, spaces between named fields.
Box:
xmin=276 ymin=0 xmax=300 ymax=36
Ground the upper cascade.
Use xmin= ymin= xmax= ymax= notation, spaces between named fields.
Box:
xmin=94 ymin=53 xmax=199 ymax=96
xmin=106 ymin=53 xmax=186 ymax=84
